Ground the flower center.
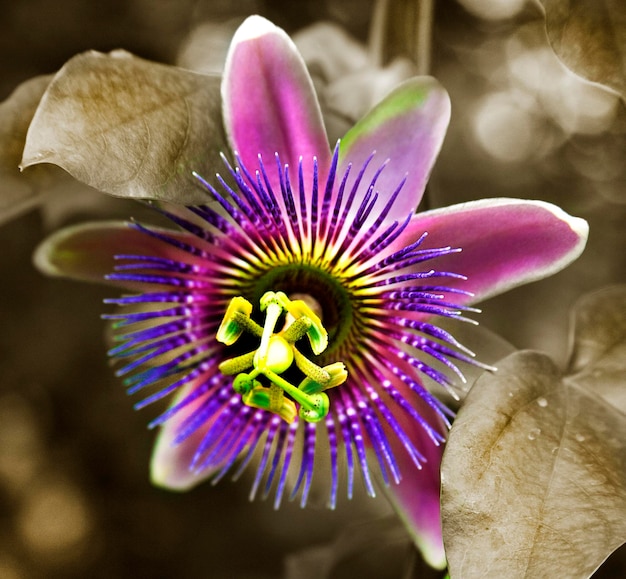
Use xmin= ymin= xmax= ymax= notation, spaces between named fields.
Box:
xmin=216 ymin=291 xmax=348 ymax=423
xmin=251 ymin=264 xmax=354 ymax=355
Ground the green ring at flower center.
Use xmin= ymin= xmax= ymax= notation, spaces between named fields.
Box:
xmin=251 ymin=264 xmax=354 ymax=356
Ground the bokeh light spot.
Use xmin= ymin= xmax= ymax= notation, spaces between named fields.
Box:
xmin=17 ymin=480 xmax=93 ymax=557
xmin=472 ymin=92 xmax=537 ymax=162
xmin=507 ymin=40 xmax=619 ymax=136
xmin=0 ymin=394 xmax=43 ymax=492
xmin=457 ymin=0 xmax=527 ymax=21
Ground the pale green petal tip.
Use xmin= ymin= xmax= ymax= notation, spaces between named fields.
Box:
xmin=340 ymin=76 xmax=450 ymax=152
xmin=32 ymin=221 xmax=121 ymax=281
xmin=416 ymin=535 xmax=447 ymax=571
xmin=32 ymin=226 xmax=73 ymax=277
xmin=149 ymin=458 xmax=189 ymax=492
xmin=149 ymin=435 xmax=200 ymax=492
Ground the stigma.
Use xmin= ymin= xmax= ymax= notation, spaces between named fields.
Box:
xmin=216 ymin=291 xmax=348 ymax=423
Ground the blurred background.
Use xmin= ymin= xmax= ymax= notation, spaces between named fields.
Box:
xmin=1 ymin=0 xmax=624 ymax=577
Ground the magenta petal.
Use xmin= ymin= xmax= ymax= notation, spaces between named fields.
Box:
xmin=150 ymin=382 xmax=215 ymax=491
xmin=382 ymin=399 xmax=447 ymax=570
xmin=33 ymin=221 xmax=194 ymax=288
xmin=338 ymin=77 xmax=450 ymax=222
xmin=392 ymin=198 xmax=589 ymax=304
xmin=222 ymin=16 xmax=331 ymax=189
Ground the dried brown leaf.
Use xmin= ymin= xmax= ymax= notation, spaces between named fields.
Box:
xmin=441 ymin=286 xmax=626 ymax=578
xmin=539 ymin=0 xmax=626 ymax=98
xmin=22 ymin=50 xmax=227 ymax=205
xmin=0 ymin=75 xmax=54 ymax=224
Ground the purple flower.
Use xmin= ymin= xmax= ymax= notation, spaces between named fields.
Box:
xmin=35 ymin=16 xmax=588 ymax=569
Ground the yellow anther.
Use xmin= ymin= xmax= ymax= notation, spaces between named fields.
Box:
xmin=299 ymin=362 xmax=348 ymax=395
xmin=284 ymin=298 xmax=327 ymax=354
xmin=216 ymin=297 xmax=253 ymax=345
xmin=216 ymin=291 xmax=347 ymax=423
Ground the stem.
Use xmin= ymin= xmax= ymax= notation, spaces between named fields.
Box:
xmin=369 ymin=0 xmax=389 ymax=68
xmin=415 ymin=0 xmax=434 ymax=75
xmin=369 ymin=0 xmax=434 ymax=75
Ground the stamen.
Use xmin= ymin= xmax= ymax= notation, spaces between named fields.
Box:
xmin=216 ymin=291 xmax=347 ymax=423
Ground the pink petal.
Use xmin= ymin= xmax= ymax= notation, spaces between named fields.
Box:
xmin=382 ymin=397 xmax=448 ymax=570
xmin=222 ymin=16 xmax=331 ymax=192
xmin=33 ymin=221 xmax=194 ymax=289
xmin=337 ymin=77 xmax=450 ymax=223
xmin=392 ymin=198 xmax=589 ymax=304
xmin=150 ymin=381 xmax=219 ymax=491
